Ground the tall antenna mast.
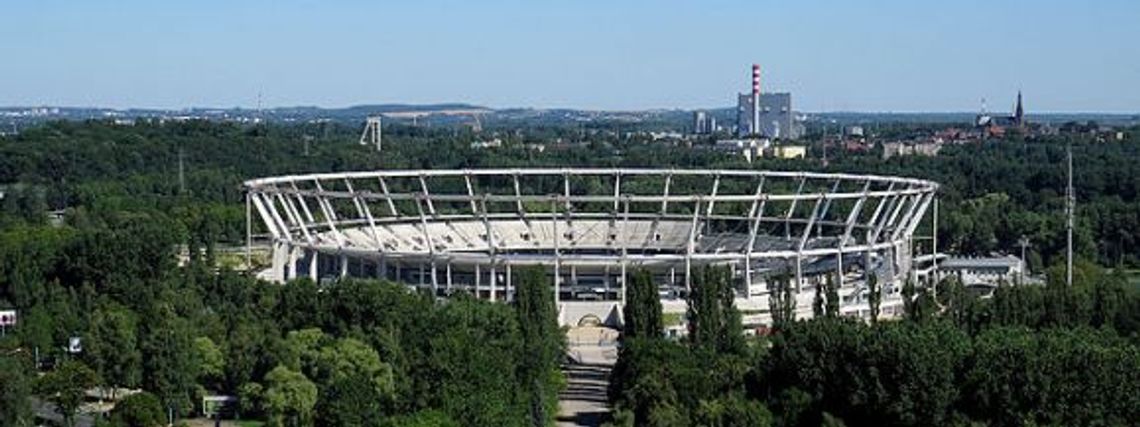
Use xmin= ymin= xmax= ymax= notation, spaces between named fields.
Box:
xmin=1066 ymin=142 xmax=1074 ymax=286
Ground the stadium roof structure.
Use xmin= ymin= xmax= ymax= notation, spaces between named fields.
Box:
xmin=244 ymin=168 xmax=938 ymax=307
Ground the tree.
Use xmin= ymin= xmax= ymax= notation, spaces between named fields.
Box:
xmin=901 ymin=277 xmax=916 ymax=321
xmin=768 ymin=274 xmax=796 ymax=330
xmin=281 ymin=328 xmax=325 ymax=376
xmin=383 ymin=410 xmax=460 ymax=427
xmin=689 ymin=266 xmax=743 ymax=354
xmin=0 ymin=354 xmax=32 ymax=427
xmin=140 ymin=307 xmax=197 ymax=416
xmin=317 ymin=338 xmax=395 ymax=402
xmin=237 ymin=382 xmax=265 ymax=420
xmin=84 ymin=304 xmax=141 ymax=400
xmin=111 ymin=391 xmax=165 ymax=427
xmin=316 ymin=375 xmax=384 ymax=427
xmin=866 ymin=274 xmax=881 ymax=323
xmin=824 ymin=273 xmax=840 ymax=318
xmin=264 ymin=365 xmax=318 ymax=427
xmin=812 ymin=279 xmax=825 ymax=318
xmin=35 ymin=360 xmax=98 ymax=427
xmin=693 ymin=393 xmax=773 ymax=427
xmin=513 ymin=266 xmax=562 ymax=427
xmin=192 ymin=336 xmax=225 ymax=392
xmin=623 ymin=269 xmax=663 ymax=339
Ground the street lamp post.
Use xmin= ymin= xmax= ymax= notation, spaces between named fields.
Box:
xmin=1018 ymin=235 xmax=1030 ymax=285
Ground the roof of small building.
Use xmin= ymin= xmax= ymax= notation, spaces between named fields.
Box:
xmin=940 ymin=255 xmax=1022 ymax=269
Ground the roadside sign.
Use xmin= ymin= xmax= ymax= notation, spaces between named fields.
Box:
xmin=0 ymin=309 xmax=15 ymax=326
xmin=67 ymin=337 xmax=82 ymax=353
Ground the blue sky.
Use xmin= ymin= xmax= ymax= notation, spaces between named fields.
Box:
xmin=2 ymin=0 xmax=1138 ymax=112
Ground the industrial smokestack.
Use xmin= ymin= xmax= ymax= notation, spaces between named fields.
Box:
xmin=751 ymin=64 xmax=761 ymax=135
xmin=752 ymin=64 xmax=760 ymax=96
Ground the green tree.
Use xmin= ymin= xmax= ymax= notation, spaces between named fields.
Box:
xmin=688 ymin=266 xmax=745 ymax=354
xmin=901 ymin=277 xmax=916 ymax=321
xmin=192 ymin=336 xmax=225 ymax=392
xmin=812 ymin=279 xmax=824 ymax=318
xmin=237 ymin=382 xmax=265 ymax=420
xmin=316 ymin=375 xmax=384 ymax=427
xmin=111 ymin=391 xmax=165 ymax=427
xmin=623 ymin=269 xmax=663 ymax=339
xmin=264 ymin=365 xmax=318 ymax=427
xmin=866 ymin=274 xmax=881 ymax=323
xmin=140 ymin=307 xmax=197 ymax=416
xmin=693 ymin=393 xmax=773 ymax=427
xmin=35 ymin=360 xmax=98 ymax=427
xmin=513 ymin=266 xmax=562 ymax=427
xmin=768 ymin=274 xmax=796 ymax=330
xmin=383 ymin=410 xmax=460 ymax=427
xmin=318 ymin=338 xmax=395 ymax=402
xmin=824 ymin=273 xmax=840 ymax=318
xmin=425 ymin=296 xmax=526 ymax=426
xmin=0 ymin=354 xmax=33 ymax=427
xmin=84 ymin=304 xmax=141 ymax=400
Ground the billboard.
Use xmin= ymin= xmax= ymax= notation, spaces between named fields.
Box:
xmin=0 ymin=309 xmax=15 ymax=326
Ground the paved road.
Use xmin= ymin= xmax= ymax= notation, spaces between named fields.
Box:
xmin=557 ymin=327 xmax=619 ymax=427
xmin=32 ymin=398 xmax=96 ymax=427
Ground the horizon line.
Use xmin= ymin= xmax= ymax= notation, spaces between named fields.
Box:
xmin=2 ymin=103 xmax=1138 ymax=117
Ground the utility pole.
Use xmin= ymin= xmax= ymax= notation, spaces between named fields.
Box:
xmin=1018 ymin=235 xmax=1030 ymax=285
xmin=178 ymin=147 xmax=186 ymax=195
xmin=1066 ymin=143 xmax=1074 ymax=287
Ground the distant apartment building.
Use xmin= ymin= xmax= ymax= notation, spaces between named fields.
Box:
xmin=713 ymin=138 xmax=770 ymax=163
xmin=470 ymin=138 xmax=503 ymax=149
xmin=881 ymin=141 xmax=942 ymax=159
xmin=692 ymin=111 xmax=717 ymax=134
xmin=771 ymin=145 xmax=807 ymax=159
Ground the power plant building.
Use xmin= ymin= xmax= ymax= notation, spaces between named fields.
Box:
xmin=735 ymin=64 xmax=802 ymax=139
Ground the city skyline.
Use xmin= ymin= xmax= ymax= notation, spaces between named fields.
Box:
xmin=3 ymin=0 xmax=1139 ymax=113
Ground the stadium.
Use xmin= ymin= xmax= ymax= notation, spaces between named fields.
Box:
xmin=244 ymin=168 xmax=938 ymax=328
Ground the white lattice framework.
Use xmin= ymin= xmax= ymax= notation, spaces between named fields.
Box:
xmin=244 ymin=168 xmax=938 ymax=305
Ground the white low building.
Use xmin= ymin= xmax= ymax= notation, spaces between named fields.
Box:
xmin=713 ymin=138 xmax=770 ymax=162
xmin=935 ymin=255 xmax=1025 ymax=287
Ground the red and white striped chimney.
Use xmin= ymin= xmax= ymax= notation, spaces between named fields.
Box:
xmin=751 ymin=64 xmax=761 ymax=96
xmin=751 ymin=64 xmax=761 ymax=135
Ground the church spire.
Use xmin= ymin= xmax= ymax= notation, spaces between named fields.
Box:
xmin=1015 ymin=91 xmax=1024 ymax=126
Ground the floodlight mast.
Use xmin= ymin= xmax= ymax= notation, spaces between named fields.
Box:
xmin=360 ymin=116 xmax=382 ymax=151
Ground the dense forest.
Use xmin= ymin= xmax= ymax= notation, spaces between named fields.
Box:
xmin=609 ymin=265 xmax=1140 ymax=426
xmin=0 ymin=213 xmax=564 ymax=425
xmin=0 ymin=119 xmax=1138 ymax=426
xmin=0 ymin=119 xmax=1136 ymax=267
